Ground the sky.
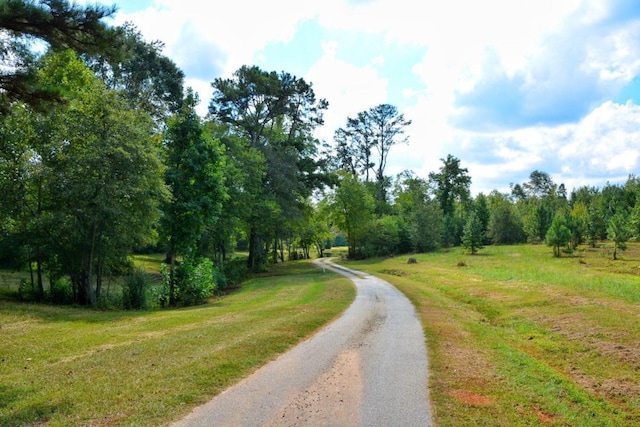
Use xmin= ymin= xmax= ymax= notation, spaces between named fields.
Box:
xmin=89 ymin=0 xmax=640 ymax=195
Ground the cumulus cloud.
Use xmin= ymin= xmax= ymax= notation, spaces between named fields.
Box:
xmin=83 ymin=0 xmax=640 ymax=195
xmin=458 ymin=100 xmax=640 ymax=194
xmin=307 ymin=41 xmax=389 ymax=143
xmin=450 ymin=7 xmax=640 ymax=130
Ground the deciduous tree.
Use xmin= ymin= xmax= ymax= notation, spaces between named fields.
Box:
xmin=162 ymin=89 xmax=226 ymax=305
xmin=328 ymin=172 xmax=375 ymax=259
xmin=429 ymin=154 xmax=471 ymax=245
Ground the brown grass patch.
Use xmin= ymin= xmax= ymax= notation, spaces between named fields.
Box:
xmin=449 ymin=389 xmax=494 ymax=406
xmin=532 ymin=404 xmax=557 ymax=423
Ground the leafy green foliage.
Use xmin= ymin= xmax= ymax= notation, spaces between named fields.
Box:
xmin=209 ymin=65 xmax=329 ymax=271
xmin=162 ymin=90 xmax=226 ymax=262
xmin=462 ymin=212 xmax=484 ymax=254
xmin=429 ymin=155 xmax=471 ymax=246
xmin=1 ymin=50 xmax=169 ymax=306
xmin=545 ymin=214 xmax=572 ymax=257
xmin=159 ymin=258 xmax=216 ymax=307
xmin=487 ymin=191 xmax=526 ymax=244
xmin=331 ymin=103 xmax=411 ymax=207
xmin=393 ymin=172 xmax=442 ymax=252
xmin=328 ymin=172 xmax=375 ymax=258
xmin=87 ymin=22 xmax=185 ymax=124
xmin=607 ymin=213 xmax=630 ymax=260
xmin=123 ymin=269 xmax=153 ymax=310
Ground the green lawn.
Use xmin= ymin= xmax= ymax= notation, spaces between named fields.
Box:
xmin=342 ymin=243 xmax=640 ymax=426
xmin=3 ymin=243 xmax=639 ymax=426
xmin=0 ymin=260 xmax=354 ymax=426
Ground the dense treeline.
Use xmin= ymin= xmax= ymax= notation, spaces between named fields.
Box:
xmin=1 ymin=1 xmax=639 ymax=308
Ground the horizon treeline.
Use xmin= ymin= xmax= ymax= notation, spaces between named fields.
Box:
xmin=1 ymin=1 xmax=639 ymax=308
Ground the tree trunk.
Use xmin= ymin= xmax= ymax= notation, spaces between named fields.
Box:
xmin=272 ymin=236 xmax=278 ymax=264
xmin=28 ymin=248 xmax=35 ymax=290
xmin=95 ymin=258 xmax=104 ymax=301
xmin=86 ymin=222 xmax=98 ymax=306
xmin=73 ymin=270 xmax=93 ymax=305
xmin=35 ymin=246 xmax=44 ymax=298
xmin=247 ymin=226 xmax=264 ymax=272
xmin=166 ymin=249 xmax=177 ymax=306
xmin=278 ymin=238 xmax=285 ymax=263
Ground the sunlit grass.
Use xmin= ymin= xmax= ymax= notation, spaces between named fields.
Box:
xmin=342 ymin=243 xmax=640 ymax=426
xmin=0 ymin=260 xmax=355 ymax=426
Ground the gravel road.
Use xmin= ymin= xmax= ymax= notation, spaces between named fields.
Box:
xmin=172 ymin=258 xmax=431 ymax=426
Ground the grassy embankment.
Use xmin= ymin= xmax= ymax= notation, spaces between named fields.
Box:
xmin=0 ymin=257 xmax=355 ymax=426
xmin=342 ymin=243 xmax=640 ymax=426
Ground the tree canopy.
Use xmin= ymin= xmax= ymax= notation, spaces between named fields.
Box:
xmin=0 ymin=0 xmax=123 ymax=111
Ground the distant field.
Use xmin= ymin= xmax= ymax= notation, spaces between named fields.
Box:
xmin=342 ymin=243 xmax=640 ymax=426
xmin=0 ymin=260 xmax=354 ymax=426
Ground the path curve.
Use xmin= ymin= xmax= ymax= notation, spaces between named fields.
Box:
xmin=172 ymin=258 xmax=431 ymax=426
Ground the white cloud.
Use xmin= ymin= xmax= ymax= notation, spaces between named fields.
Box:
xmin=307 ymin=41 xmax=388 ymax=143
xmin=83 ymin=0 xmax=640 ymax=195
xmin=461 ymin=100 xmax=640 ymax=194
xmin=560 ymin=101 xmax=640 ymax=173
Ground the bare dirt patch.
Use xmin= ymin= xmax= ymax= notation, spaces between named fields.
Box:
xmin=266 ymin=349 xmax=363 ymax=426
xmin=531 ymin=404 xmax=557 ymax=423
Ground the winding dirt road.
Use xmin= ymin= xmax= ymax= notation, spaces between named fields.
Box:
xmin=172 ymin=258 xmax=432 ymax=426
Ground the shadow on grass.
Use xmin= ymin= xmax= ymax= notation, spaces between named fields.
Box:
xmin=0 ymin=385 xmax=70 ymax=426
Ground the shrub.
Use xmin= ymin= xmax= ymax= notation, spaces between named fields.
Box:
xmin=123 ymin=269 xmax=152 ymax=310
xmin=222 ymin=257 xmax=248 ymax=289
xmin=159 ymin=257 xmax=216 ymax=307
xmin=48 ymin=277 xmax=74 ymax=305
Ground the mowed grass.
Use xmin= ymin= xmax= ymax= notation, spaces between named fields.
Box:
xmin=342 ymin=243 xmax=640 ymax=426
xmin=0 ymin=260 xmax=355 ymax=426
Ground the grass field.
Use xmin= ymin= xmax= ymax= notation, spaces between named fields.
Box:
xmin=341 ymin=243 xmax=640 ymax=426
xmin=2 ymin=243 xmax=639 ymax=426
xmin=0 ymin=260 xmax=354 ymax=426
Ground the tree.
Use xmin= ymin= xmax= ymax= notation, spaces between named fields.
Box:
xmin=429 ymin=155 xmax=471 ymax=217
xmin=569 ymin=201 xmax=590 ymax=248
xmin=0 ymin=0 xmax=123 ymax=111
xmin=545 ymin=214 xmax=571 ymax=257
xmin=331 ymin=114 xmax=374 ymax=180
xmin=161 ymin=90 xmax=226 ymax=305
xmin=38 ymin=51 xmax=168 ymax=305
xmin=429 ymin=154 xmax=471 ymax=245
xmin=368 ymin=104 xmax=411 ymax=204
xmin=331 ymin=104 xmax=411 ymax=208
xmin=487 ymin=191 xmax=526 ymax=244
xmin=0 ymin=101 xmax=43 ymax=284
xmin=473 ymin=193 xmax=491 ymax=244
xmin=86 ymin=22 xmax=185 ymax=125
xmin=393 ymin=171 xmax=442 ymax=252
xmin=328 ymin=172 xmax=375 ymax=259
xmin=462 ymin=212 xmax=484 ymax=255
xmin=523 ymin=170 xmax=555 ymax=198
xmin=209 ymin=65 xmax=328 ymax=271
xmin=607 ymin=213 xmax=630 ymax=260
xmin=368 ymin=215 xmax=401 ymax=256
